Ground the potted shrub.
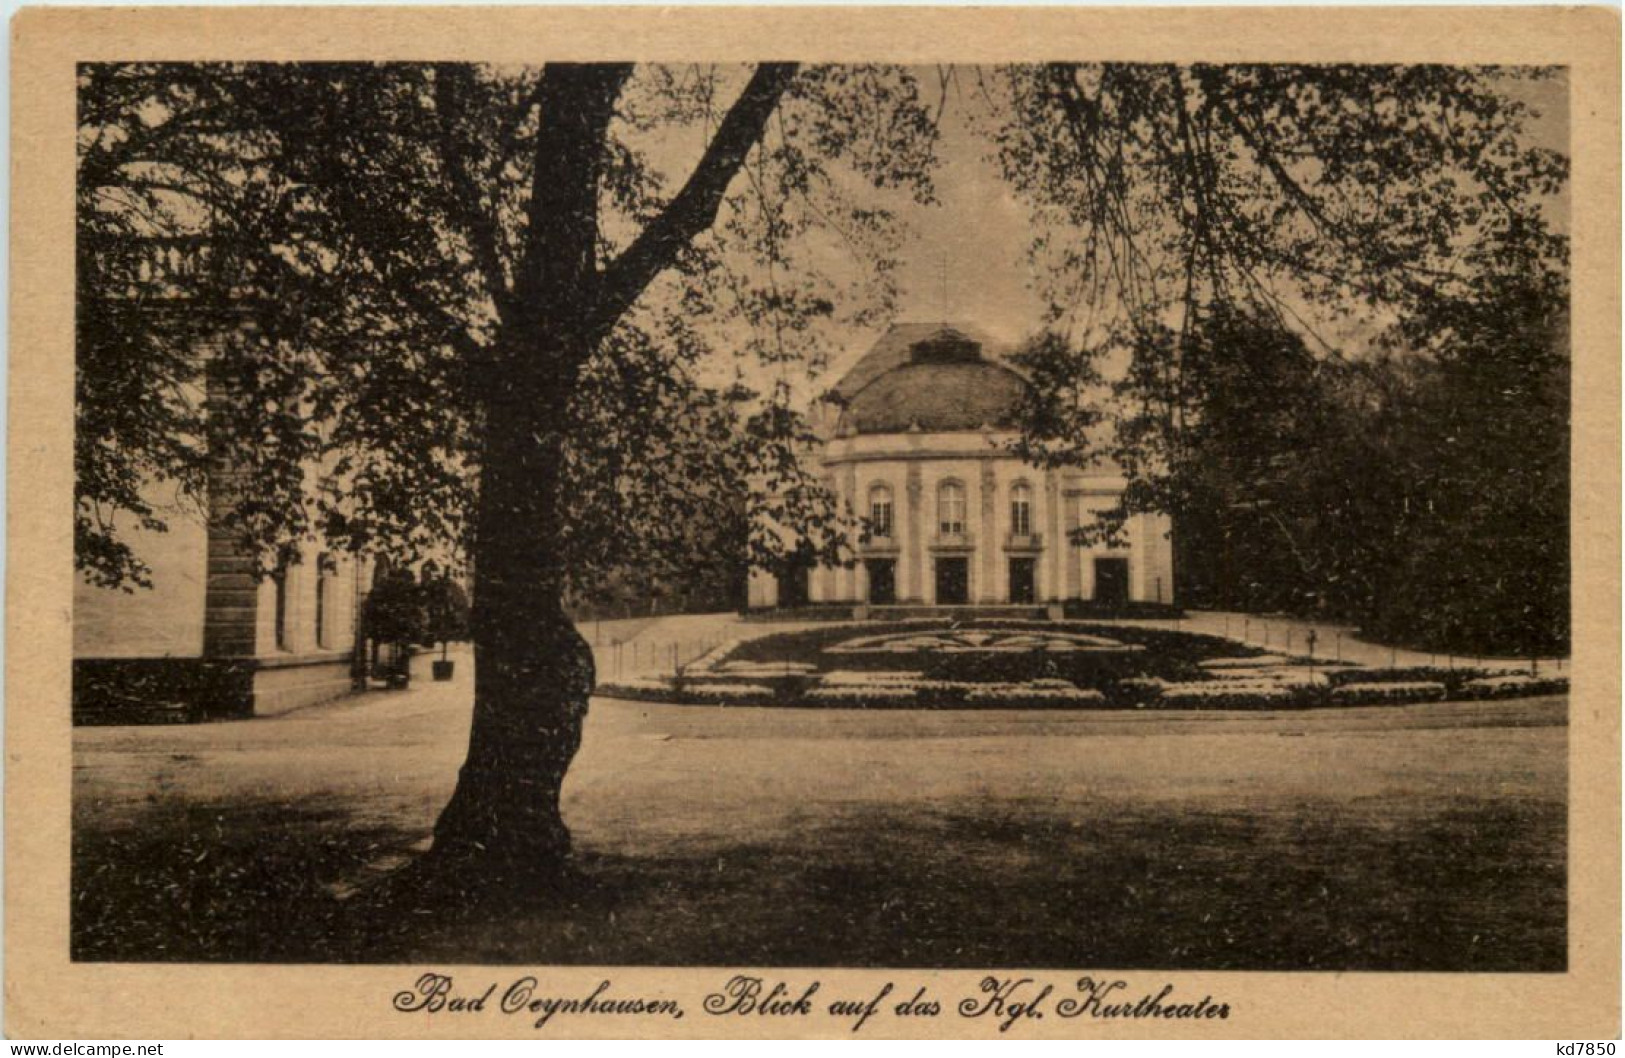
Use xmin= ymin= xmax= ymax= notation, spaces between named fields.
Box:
xmin=363 ymin=570 xmax=427 ymax=689
xmin=423 ymin=574 xmax=471 ymax=681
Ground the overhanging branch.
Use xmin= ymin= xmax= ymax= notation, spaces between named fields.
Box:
xmin=593 ymin=62 xmax=799 ymax=334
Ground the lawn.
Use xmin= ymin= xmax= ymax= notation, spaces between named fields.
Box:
xmin=72 ymin=681 xmax=1567 ymax=970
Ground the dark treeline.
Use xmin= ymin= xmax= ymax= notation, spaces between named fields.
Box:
xmin=1154 ymin=281 xmax=1568 ymax=657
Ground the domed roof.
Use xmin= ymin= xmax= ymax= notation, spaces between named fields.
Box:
xmin=837 ymin=359 xmax=1028 ymax=435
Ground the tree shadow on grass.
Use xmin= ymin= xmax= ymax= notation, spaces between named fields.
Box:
xmin=456 ymin=798 xmax=1563 ymax=972
xmin=74 ymin=795 xmax=1564 ymax=971
xmin=72 ymin=798 xmax=417 ymax=962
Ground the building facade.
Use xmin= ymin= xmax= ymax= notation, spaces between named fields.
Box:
xmin=73 ymin=241 xmax=376 ymax=723
xmin=748 ymin=323 xmax=1174 ymax=611
xmin=73 ymin=478 xmax=374 ymax=722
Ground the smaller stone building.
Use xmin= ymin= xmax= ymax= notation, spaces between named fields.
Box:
xmin=73 ymin=494 xmax=373 ymax=722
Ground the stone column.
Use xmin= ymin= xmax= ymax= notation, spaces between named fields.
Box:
xmin=1066 ymin=495 xmax=1082 ymax=599
xmin=905 ymin=464 xmax=924 ymax=603
xmin=842 ymin=463 xmax=859 ymax=602
xmin=809 ymin=474 xmax=836 ymax=602
xmin=1045 ymin=473 xmax=1063 ymax=601
xmin=979 ymin=461 xmax=998 ymax=602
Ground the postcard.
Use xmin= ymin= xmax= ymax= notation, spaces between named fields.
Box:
xmin=8 ymin=4 xmax=1620 ymax=1039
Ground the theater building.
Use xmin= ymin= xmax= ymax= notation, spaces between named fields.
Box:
xmin=747 ymin=322 xmax=1174 ymax=611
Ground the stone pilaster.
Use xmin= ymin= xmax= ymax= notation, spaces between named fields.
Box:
xmin=842 ymin=462 xmax=859 ymax=602
xmin=1045 ymin=473 xmax=1063 ymax=602
xmin=201 ymin=357 xmax=260 ymax=659
xmin=905 ymin=464 xmax=923 ymax=602
xmin=979 ymin=461 xmax=998 ymax=602
xmin=1066 ymin=495 xmax=1082 ymax=599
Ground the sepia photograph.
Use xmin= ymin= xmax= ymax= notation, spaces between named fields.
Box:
xmin=8 ymin=4 xmax=1620 ymax=1041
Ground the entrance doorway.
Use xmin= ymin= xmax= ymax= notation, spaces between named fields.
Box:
xmin=866 ymin=559 xmax=897 ymax=605
xmin=776 ymin=562 xmax=810 ymax=608
xmin=1093 ymin=557 xmax=1130 ymax=606
xmin=935 ymin=557 xmax=969 ymax=605
xmin=1008 ymin=557 xmax=1036 ymax=604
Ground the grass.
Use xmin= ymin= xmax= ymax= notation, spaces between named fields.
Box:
xmin=72 ymin=797 xmax=413 ymax=962
xmin=72 ymin=793 xmax=1564 ymax=970
xmin=72 ymin=695 xmax=1567 ymax=970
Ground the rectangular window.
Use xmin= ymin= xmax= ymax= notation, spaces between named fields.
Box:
xmin=939 ymin=483 xmax=966 ymax=535
xmin=871 ymin=500 xmax=893 ymax=538
xmin=1011 ymin=498 xmax=1031 ymax=536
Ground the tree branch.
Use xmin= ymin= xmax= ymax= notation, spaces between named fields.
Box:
xmin=432 ymin=64 xmax=513 ymax=315
xmin=593 ymin=62 xmax=799 ymax=335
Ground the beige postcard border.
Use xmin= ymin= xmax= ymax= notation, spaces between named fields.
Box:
xmin=7 ymin=5 xmax=1620 ymax=1039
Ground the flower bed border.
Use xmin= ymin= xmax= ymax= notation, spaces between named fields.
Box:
xmin=596 ymin=622 xmax=1567 ymax=711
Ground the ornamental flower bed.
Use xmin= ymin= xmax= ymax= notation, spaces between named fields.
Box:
xmin=1324 ymin=665 xmax=1494 ymax=690
xmin=1203 ymin=666 xmax=1333 ymax=689
xmin=819 ymin=669 xmax=926 ymax=685
xmin=1200 ymin=655 xmax=1292 ymax=670
xmin=1460 ymin=674 xmax=1570 ymax=699
xmin=1154 ymin=682 xmax=1296 ymax=709
xmin=1114 ymin=676 xmax=1170 ymax=705
xmin=676 ymin=682 xmax=777 ymax=704
xmin=806 ymin=679 xmax=1107 ymax=709
xmin=592 ymin=619 xmax=1565 ymax=711
xmin=596 ymin=675 xmax=676 ymax=700
xmin=965 ymin=684 xmax=1106 ymax=707
xmin=1329 ymin=681 xmax=1448 ymax=705
xmin=807 ymin=685 xmax=920 ymax=705
xmin=710 ymin=660 xmax=818 ymax=676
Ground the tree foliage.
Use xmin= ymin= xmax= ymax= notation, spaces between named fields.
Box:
xmin=986 ymin=63 xmax=1568 ymax=652
xmin=77 ymin=62 xmax=940 ymax=590
xmin=78 ymin=61 xmax=945 ymax=874
xmin=76 ymin=65 xmax=250 ymax=587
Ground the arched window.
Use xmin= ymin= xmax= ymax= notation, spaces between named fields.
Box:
xmin=1010 ymin=482 xmax=1033 ymax=537
xmin=868 ymin=484 xmax=894 ymax=539
xmin=938 ymin=480 xmax=966 ymax=535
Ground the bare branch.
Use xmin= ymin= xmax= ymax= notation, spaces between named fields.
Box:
xmin=594 ymin=63 xmax=799 ymax=334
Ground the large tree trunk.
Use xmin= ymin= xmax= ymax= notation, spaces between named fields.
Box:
xmin=429 ymin=349 xmax=594 ymax=883
xmin=425 ymin=66 xmax=632 ymax=885
xmin=418 ymin=63 xmax=794 ymax=890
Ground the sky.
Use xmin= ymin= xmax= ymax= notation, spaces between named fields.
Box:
xmin=880 ymin=71 xmax=1045 ymax=346
xmin=874 ymin=65 xmax=1570 ymax=348
xmin=632 ymin=64 xmax=1570 ymax=397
